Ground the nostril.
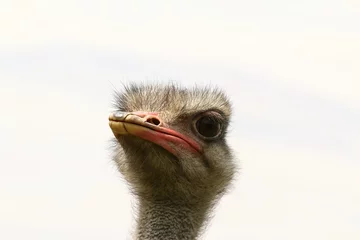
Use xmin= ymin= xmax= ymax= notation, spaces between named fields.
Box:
xmin=146 ymin=117 xmax=161 ymax=126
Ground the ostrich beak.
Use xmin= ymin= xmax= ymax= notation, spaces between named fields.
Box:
xmin=109 ymin=111 xmax=202 ymax=155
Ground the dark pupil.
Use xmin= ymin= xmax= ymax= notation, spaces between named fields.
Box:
xmin=196 ymin=116 xmax=220 ymax=138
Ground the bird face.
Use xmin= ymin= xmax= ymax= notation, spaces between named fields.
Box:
xmin=110 ymin=84 xmax=235 ymax=202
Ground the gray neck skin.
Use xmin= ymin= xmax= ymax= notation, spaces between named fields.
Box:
xmin=135 ymin=199 xmax=211 ymax=240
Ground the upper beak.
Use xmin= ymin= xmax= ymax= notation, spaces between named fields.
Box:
xmin=108 ymin=111 xmax=202 ymax=155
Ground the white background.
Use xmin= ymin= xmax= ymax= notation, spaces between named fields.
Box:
xmin=1 ymin=1 xmax=359 ymax=239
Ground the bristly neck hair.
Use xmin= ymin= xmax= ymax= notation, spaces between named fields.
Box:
xmin=135 ymin=198 xmax=214 ymax=240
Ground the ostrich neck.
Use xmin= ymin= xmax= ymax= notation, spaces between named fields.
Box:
xmin=135 ymin=199 xmax=210 ymax=240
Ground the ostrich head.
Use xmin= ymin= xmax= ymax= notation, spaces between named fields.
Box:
xmin=109 ymin=83 xmax=235 ymax=206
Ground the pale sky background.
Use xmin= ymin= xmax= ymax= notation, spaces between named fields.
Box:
xmin=0 ymin=1 xmax=359 ymax=239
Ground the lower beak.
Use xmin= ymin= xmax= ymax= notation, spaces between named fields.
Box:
xmin=108 ymin=111 xmax=201 ymax=155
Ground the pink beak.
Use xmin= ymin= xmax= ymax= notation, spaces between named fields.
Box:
xmin=109 ymin=111 xmax=202 ymax=155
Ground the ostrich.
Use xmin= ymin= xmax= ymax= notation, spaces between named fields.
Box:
xmin=109 ymin=83 xmax=236 ymax=240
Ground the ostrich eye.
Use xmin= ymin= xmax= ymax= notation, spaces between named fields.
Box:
xmin=195 ymin=115 xmax=222 ymax=139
